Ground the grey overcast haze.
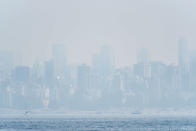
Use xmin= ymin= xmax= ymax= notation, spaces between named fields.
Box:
xmin=1 ymin=0 xmax=196 ymax=66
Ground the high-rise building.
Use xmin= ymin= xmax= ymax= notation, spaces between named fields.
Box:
xmin=12 ymin=66 xmax=30 ymax=82
xmin=91 ymin=46 xmax=115 ymax=103
xmin=75 ymin=64 xmax=90 ymax=108
xmin=44 ymin=60 xmax=54 ymax=85
xmin=92 ymin=45 xmax=114 ymax=77
xmin=52 ymin=44 xmax=67 ymax=79
xmin=77 ymin=64 xmax=90 ymax=91
xmin=0 ymin=51 xmax=13 ymax=81
xmin=189 ymin=50 xmax=196 ymax=89
xmin=31 ymin=58 xmax=43 ymax=84
xmin=178 ymin=38 xmax=190 ymax=89
xmin=134 ymin=48 xmax=151 ymax=79
xmin=137 ymin=48 xmax=149 ymax=64
xmin=178 ymin=38 xmax=189 ymax=66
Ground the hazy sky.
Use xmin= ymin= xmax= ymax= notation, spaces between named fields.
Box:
xmin=1 ymin=0 xmax=196 ymax=67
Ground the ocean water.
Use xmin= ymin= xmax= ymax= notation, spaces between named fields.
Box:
xmin=0 ymin=117 xmax=195 ymax=131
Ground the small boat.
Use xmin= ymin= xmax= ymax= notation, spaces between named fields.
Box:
xmin=24 ymin=111 xmax=31 ymax=116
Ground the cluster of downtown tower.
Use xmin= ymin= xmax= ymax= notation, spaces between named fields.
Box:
xmin=0 ymin=38 xmax=195 ymax=110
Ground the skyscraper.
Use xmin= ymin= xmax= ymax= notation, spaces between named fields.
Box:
xmin=189 ymin=50 xmax=196 ymax=89
xmin=44 ymin=60 xmax=54 ymax=85
xmin=137 ymin=48 xmax=149 ymax=64
xmin=178 ymin=38 xmax=188 ymax=67
xmin=178 ymin=38 xmax=190 ymax=89
xmin=76 ymin=64 xmax=90 ymax=108
xmin=12 ymin=66 xmax=30 ymax=82
xmin=0 ymin=51 xmax=13 ymax=81
xmin=134 ymin=48 xmax=151 ymax=79
xmin=92 ymin=45 xmax=114 ymax=77
xmin=52 ymin=44 xmax=67 ymax=79
xmin=77 ymin=64 xmax=90 ymax=91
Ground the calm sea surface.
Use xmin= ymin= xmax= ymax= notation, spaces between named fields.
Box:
xmin=0 ymin=117 xmax=195 ymax=131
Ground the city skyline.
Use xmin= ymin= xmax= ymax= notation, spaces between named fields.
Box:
xmin=0 ymin=38 xmax=195 ymax=110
